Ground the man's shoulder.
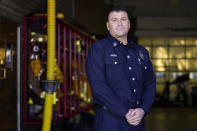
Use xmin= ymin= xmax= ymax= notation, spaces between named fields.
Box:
xmin=91 ymin=37 xmax=110 ymax=49
xmin=134 ymin=43 xmax=148 ymax=53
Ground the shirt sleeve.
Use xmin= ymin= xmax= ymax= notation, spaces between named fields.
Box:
xmin=85 ymin=43 xmax=128 ymax=117
xmin=140 ymin=49 xmax=156 ymax=114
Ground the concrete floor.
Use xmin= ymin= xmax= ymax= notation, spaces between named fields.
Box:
xmin=1 ymin=106 xmax=197 ymax=131
xmin=146 ymin=108 xmax=197 ymax=131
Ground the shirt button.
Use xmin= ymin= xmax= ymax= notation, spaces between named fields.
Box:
xmin=144 ymin=66 xmax=147 ymax=70
xmin=103 ymin=106 xmax=107 ymax=110
xmin=137 ymin=101 xmax=140 ymax=105
xmin=133 ymin=89 xmax=136 ymax=92
xmin=138 ymin=58 xmax=141 ymax=64
xmin=114 ymin=61 xmax=118 ymax=64
xmin=129 ymin=67 xmax=132 ymax=70
xmin=127 ymin=55 xmax=130 ymax=59
xmin=113 ymin=42 xmax=118 ymax=47
xmin=132 ymin=77 xmax=135 ymax=81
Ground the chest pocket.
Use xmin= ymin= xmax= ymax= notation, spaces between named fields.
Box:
xmin=141 ymin=60 xmax=149 ymax=70
xmin=139 ymin=59 xmax=149 ymax=79
xmin=104 ymin=57 xmax=126 ymax=83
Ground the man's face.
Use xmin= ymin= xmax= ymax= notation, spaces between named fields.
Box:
xmin=106 ymin=11 xmax=130 ymax=38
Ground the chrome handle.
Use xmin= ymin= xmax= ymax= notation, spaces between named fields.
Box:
xmin=0 ymin=68 xmax=6 ymax=79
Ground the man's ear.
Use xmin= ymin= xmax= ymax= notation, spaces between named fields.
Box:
xmin=106 ymin=22 xmax=109 ymax=31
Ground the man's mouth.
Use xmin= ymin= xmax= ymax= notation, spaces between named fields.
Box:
xmin=116 ymin=27 xmax=124 ymax=30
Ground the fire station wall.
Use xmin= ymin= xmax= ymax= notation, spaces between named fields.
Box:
xmin=135 ymin=17 xmax=197 ymax=37
xmin=74 ymin=0 xmax=109 ymax=36
xmin=0 ymin=16 xmax=17 ymax=130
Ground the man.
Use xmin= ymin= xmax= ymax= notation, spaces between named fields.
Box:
xmin=85 ymin=7 xmax=156 ymax=131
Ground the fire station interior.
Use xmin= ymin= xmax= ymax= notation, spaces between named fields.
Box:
xmin=0 ymin=0 xmax=197 ymax=131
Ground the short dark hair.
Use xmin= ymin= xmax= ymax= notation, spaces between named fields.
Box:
xmin=107 ymin=6 xmax=129 ymax=21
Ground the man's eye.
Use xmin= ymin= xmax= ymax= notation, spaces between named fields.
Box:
xmin=121 ymin=18 xmax=127 ymax=21
xmin=111 ymin=19 xmax=117 ymax=22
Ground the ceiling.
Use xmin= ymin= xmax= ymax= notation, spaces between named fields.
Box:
xmin=1 ymin=0 xmax=197 ymax=37
xmin=100 ymin=0 xmax=197 ymax=37
xmin=101 ymin=0 xmax=197 ymax=17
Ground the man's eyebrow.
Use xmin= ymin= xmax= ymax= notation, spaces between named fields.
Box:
xmin=110 ymin=16 xmax=128 ymax=19
xmin=121 ymin=17 xmax=128 ymax=19
xmin=110 ymin=18 xmax=118 ymax=20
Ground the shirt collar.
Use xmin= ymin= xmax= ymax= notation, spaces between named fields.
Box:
xmin=107 ymin=34 xmax=134 ymax=49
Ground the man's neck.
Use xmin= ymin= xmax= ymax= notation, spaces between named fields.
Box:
xmin=113 ymin=35 xmax=128 ymax=45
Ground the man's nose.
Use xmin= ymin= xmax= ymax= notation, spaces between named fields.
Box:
xmin=117 ymin=20 xmax=123 ymax=25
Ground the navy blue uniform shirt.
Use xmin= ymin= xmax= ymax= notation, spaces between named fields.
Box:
xmin=85 ymin=35 xmax=156 ymax=130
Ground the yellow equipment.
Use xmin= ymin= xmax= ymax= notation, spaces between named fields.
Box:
xmin=42 ymin=0 xmax=56 ymax=131
xmin=30 ymin=59 xmax=41 ymax=77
